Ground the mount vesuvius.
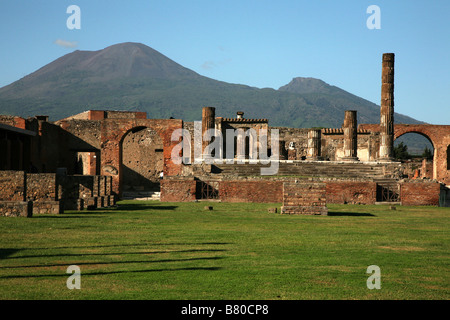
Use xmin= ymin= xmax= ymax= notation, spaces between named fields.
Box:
xmin=0 ymin=42 xmax=421 ymax=128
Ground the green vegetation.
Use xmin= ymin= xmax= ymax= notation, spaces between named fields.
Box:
xmin=394 ymin=141 xmax=411 ymax=160
xmin=0 ymin=201 xmax=448 ymax=300
xmin=422 ymin=147 xmax=433 ymax=160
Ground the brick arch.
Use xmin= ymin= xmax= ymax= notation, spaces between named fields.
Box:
xmin=394 ymin=125 xmax=439 ymax=148
xmin=447 ymin=145 xmax=450 ymax=171
xmin=100 ymin=118 xmax=183 ymax=196
xmin=120 ymin=126 xmax=164 ymax=191
xmin=394 ymin=124 xmax=450 ymax=184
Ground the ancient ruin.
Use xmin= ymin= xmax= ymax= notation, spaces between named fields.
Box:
xmin=1 ymin=53 xmax=449 ymax=216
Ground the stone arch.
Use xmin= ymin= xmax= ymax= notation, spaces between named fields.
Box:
xmin=100 ymin=118 xmax=183 ymax=197
xmin=120 ymin=126 xmax=164 ymax=192
xmin=394 ymin=131 xmax=435 ymax=153
xmin=394 ymin=124 xmax=442 ymax=179
xmin=394 ymin=126 xmax=438 ymax=149
xmin=394 ymin=129 xmax=437 ymax=180
xmin=447 ymin=145 xmax=450 ymax=170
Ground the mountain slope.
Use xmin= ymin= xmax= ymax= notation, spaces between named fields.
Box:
xmin=278 ymin=77 xmax=420 ymax=125
xmin=0 ymin=42 xmax=422 ymax=128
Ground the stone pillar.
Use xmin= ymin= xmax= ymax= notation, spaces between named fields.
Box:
xmin=341 ymin=110 xmax=359 ymax=161
xmin=379 ymin=53 xmax=395 ymax=161
xmin=201 ymin=107 xmax=215 ymax=159
xmin=306 ymin=129 xmax=322 ymax=160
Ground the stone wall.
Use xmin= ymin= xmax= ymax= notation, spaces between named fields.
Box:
xmin=0 ymin=170 xmax=31 ymax=217
xmin=26 ymin=173 xmax=61 ymax=214
xmin=122 ymin=127 xmax=163 ymax=190
xmin=57 ymin=175 xmax=115 ymax=210
xmin=0 ymin=171 xmax=25 ymax=201
xmin=160 ymin=175 xmax=444 ymax=208
xmin=0 ymin=170 xmax=115 ymax=216
xmin=100 ymin=118 xmax=183 ymax=196
xmin=26 ymin=173 xmax=57 ymax=201
xmin=0 ymin=201 xmax=32 ymax=217
xmin=281 ymin=180 xmax=328 ymax=215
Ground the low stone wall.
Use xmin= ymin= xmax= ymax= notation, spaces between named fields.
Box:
xmin=326 ymin=181 xmax=377 ymax=204
xmin=0 ymin=171 xmax=25 ymax=201
xmin=159 ymin=176 xmax=442 ymax=208
xmin=26 ymin=173 xmax=58 ymax=201
xmin=219 ymin=180 xmax=283 ymax=203
xmin=0 ymin=171 xmax=115 ymax=215
xmin=32 ymin=201 xmax=62 ymax=214
xmin=57 ymin=175 xmax=115 ymax=211
xmin=160 ymin=178 xmax=197 ymax=202
xmin=400 ymin=180 xmax=441 ymax=206
xmin=0 ymin=201 xmax=32 ymax=217
xmin=281 ymin=180 xmax=328 ymax=215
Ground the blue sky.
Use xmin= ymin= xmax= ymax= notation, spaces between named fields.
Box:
xmin=0 ymin=0 xmax=449 ymax=124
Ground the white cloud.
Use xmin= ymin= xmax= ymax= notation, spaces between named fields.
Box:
xmin=54 ymin=39 xmax=78 ymax=48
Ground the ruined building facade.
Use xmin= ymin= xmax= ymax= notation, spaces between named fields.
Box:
xmin=1 ymin=53 xmax=450 ymax=216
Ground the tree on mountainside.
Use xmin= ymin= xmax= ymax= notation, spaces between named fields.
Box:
xmin=422 ymin=146 xmax=433 ymax=160
xmin=394 ymin=142 xmax=410 ymax=160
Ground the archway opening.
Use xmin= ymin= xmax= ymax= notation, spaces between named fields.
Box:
xmin=120 ymin=126 xmax=163 ymax=192
xmin=447 ymin=145 xmax=450 ymax=170
xmin=394 ymin=132 xmax=434 ymax=179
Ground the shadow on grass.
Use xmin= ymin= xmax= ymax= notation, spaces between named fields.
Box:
xmin=0 ymin=267 xmax=222 ymax=279
xmin=0 ymin=256 xmax=224 ymax=270
xmin=116 ymin=203 xmax=178 ymax=212
xmin=3 ymin=242 xmax=231 ymax=251
xmin=62 ymin=203 xmax=178 ymax=215
xmin=1 ymin=248 xmax=227 ymax=260
xmin=327 ymin=212 xmax=375 ymax=217
xmin=0 ymin=249 xmax=21 ymax=260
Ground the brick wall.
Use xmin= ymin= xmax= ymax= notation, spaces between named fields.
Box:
xmin=326 ymin=181 xmax=377 ymax=204
xmin=281 ymin=180 xmax=328 ymax=215
xmin=100 ymin=118 xmax=183 ymax=196
xmin=219 ymin=180 xmax=283 ymax=203
xmin=160 ymin=179 xmax=197 ymax=202
xmin=401 ymin=180 xmax=441 ymax=206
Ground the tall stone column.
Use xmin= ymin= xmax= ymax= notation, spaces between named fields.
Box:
xmin=201 ymin=107 xmax=215 ymax=159
xmin=341 ymin=110 xmax=358 ymax=161
xmin=379 ymin=53 xmax=395 ymax=161
xmin=306 ymin=129 xmax=322 ymax=160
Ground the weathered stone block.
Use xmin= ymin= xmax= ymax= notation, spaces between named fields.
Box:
xmin=0 ymin=201 xmax=32 ymax=217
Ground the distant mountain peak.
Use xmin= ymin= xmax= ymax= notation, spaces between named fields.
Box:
xmin=15 ymin=42 xmax=200 ymax=86
xmin=0 ymin=42 xmax=422 ymax=128
xmin=278 ymin=77 xmax=334 ymax=94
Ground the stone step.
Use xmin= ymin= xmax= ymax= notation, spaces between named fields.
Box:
xmin=211 ymin=162 xmax=387 ymax=179
xmin=122 ymin=191 xmax=161 ymax=201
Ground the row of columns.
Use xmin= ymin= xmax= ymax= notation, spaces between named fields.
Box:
xmin=200 ymin=53 xmax=395 ymax=163
xmin=305 ymin=109 xmax=358 ymax=162
xmin=306 ymin=53 xmax=395 ymax=162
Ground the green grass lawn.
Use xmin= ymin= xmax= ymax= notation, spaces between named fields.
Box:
xmin=0 ymin=201 xmax=448 ymax=300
